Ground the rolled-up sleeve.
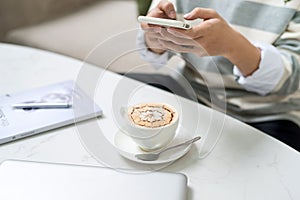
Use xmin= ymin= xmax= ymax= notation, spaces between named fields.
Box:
xmin=233 ymin=42 xmax=284 ymax=96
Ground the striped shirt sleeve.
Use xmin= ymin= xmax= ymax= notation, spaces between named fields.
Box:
xmin=273 ymin=5 xmax=300 ymax=95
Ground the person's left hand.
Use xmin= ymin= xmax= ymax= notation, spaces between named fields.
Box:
xmin=158 ymin=8 xmax=238 ymax=57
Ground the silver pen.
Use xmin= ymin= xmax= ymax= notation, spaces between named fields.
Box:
xmin=12 ymin=102 xmax=72 ymax=109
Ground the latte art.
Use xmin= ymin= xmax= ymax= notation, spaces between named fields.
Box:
xmin=128 ymin=103 xmax=176 ymax=128
xmin=124 ymin=103 xmax=179 ymax=150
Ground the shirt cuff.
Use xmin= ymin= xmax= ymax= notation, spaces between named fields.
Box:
xmin=233 ymin=42 xmax=284 ymax=95
xmin=136 ymin=29 xmax=169 ymax=69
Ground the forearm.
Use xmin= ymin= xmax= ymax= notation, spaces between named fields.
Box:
xmin=224 ymin=30 xmax=261 ymax=77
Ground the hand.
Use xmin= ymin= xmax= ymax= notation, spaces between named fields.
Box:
xmin=163 ymin=9 xmax=236 ymax=57
xmin=140 ymin=0 xmax=177 ymax=54
xmin=156 ymin=7 xmax=261 ymax=76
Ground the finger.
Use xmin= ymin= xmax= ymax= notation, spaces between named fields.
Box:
xmin=142 ymin=26 xmax=162 ymax=34
xmin=156 ymin=0 xmax=176 ymax=19
xmin=142 ymin=1 xmax=176 ymax=29
xmin=166 ymin=27 xmax=194 ymax=39
xmin=184 ymin=8 xmax=219 ymax=20
xmin=148 ymin=42 xmax=166 ymax=52
xmin=166 ymin=27 xmax=206 ymax=41
xmin=145 ymin=36 xmax=166 ymax=52
xmin=145 ymin=32 xmax=161 ymax=40
xmin=158 ymin=39 xmax=200 ymax=54
xmin=167 ymin=18 xmax=217 ymax=39
xmin=159 ymin=29 xmax=197 ymax=46
xmin=145 ymin=27 xmax=194 ymax=46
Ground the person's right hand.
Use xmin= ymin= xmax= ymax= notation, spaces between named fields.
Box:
xmin=140 ymin=0 xmax=177 ymax=54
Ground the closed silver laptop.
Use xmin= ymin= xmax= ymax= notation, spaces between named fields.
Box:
xmin=0 ymin=160 xmax=187 ymax=200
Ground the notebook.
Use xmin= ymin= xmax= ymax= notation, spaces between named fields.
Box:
xmin=0 ymin=160 xmax=188 ymax=200
xmin=0 ymin=80 xmax=102 ymax=144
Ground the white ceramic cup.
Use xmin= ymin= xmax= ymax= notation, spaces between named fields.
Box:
xmin=121 ymin=103 xmax=179 ymax=151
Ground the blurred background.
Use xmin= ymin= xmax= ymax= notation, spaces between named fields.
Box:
xmin=0 ymin=0 xmax=153 ymax=73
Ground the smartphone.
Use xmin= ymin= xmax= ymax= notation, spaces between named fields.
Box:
xmin=138 ymin=16 xmax=192 ymax=30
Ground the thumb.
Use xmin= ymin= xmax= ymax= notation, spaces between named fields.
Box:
xmin=184 ymin=8 xmax=219 ymax=20
xmin=157 ymin=0 xmax=177 ymax=19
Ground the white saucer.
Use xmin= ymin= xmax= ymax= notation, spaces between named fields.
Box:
xmin=114 ymin=125 xmax=195 ymax=164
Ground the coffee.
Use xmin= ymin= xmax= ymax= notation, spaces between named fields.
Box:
xmin=123 ymin=103 xmax=179 ymax=150
xmin=128 ymin=103 xmax=176 ymax=128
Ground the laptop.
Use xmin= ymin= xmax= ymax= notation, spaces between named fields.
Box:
xmin=0 ymin=80 xmax=102 ymax=144
xmin=0 ymin=160 xmax=188 ymax=200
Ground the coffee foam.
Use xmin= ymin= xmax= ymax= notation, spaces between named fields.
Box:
xmin=128 ymin=103 xmax=176 ymax=128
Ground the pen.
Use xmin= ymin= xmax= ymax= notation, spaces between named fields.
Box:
xmin=12 ymin=102 xmax=72 ymax=109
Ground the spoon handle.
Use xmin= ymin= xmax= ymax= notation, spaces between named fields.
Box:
xmin=159 ymin=136 xmax=201 ymax=154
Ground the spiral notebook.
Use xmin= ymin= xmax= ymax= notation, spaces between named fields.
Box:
xmin=0 ymin=80 xmax=102 ymax=144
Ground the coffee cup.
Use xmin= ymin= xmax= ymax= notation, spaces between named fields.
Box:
xmin=121 ymin=103 xmax=179 ymax=151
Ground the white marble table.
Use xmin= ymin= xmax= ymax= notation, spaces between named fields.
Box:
xmin=1 ymin=43 xmax=300 ymax=199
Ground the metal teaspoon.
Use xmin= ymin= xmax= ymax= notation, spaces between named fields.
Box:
xmin=135 ymin=136 xmax=201 ymax=161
